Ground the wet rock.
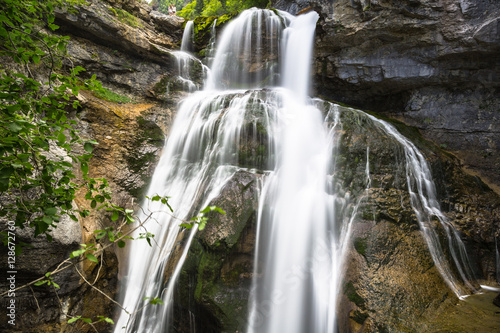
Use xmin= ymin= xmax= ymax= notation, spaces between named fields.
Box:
xmin=323 ymin=105 xmax=500 ymax=332
xmin=276 ymin=0 xmax=500 ymax=194
xmin=55 ymin=0 xmax=179 ymax=65
xmin=150 ymin=10 xmax=185 ymax=40
xmin=174 ymin=170 xmax=261 ymax=332
xmin=494 ymin=293 xmax=500 ymax=307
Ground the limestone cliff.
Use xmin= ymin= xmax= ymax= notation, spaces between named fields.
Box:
xmin=0 ymin=0 xmax=186 ymax=332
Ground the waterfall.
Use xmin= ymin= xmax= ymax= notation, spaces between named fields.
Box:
xmin=205 ymin=8 xmax=287 ymax=90
xmin=114 ymin=8 xmax=477 ymax=333
xmin=362 ymin=113 xmax=477 ymax=297
xmin=180 ymin=21 xmax=194 ymax=52
xmin=203 ymin=19 xmax=217 ymax=68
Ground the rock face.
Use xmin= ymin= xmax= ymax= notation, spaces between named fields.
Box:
xmin=172 ymin=171 xmax=260 ymax=332
xmin=0 ymin=0 xmax=189 ymax=332
xmin=272 ymin=0 xmax=500 ymax=195
xmin=327 ymin=106 xmax=498 ymax=332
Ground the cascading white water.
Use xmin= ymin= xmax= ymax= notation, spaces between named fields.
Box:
xmin=170 ymin=51 xmax=208 ymax=92
xmin=114 ymin=7 xmax=478 ymax=333
xmin=206 ymin=8 xmax=287 ymax=90
xmin=202 ymin=19 xmax=217 ymax=68
xmin=363 ymin=113 xmax=477 ymax=297
xmin=180 ymin=21 xmax=194 ymax=52
xmin=114 ymin=89 xmax=279 ymax=332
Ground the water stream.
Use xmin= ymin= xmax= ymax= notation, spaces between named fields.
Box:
xmin=114 ymin=8 xmax=477 ymax=333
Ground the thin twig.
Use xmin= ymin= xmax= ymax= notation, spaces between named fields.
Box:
xmin=28 ymin=285 xmax=41 ymax=311
xmin=74 ymin=265 xmax=129 ymax=314
xmin=91 ymin=249 xmax=104 ymax=286
xmin=0 ymin=210 xmax=153 ymax=297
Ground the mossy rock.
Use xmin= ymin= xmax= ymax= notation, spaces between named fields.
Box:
xmin=193 ymin=12 xmax=239 ymax=54
xmin=124 ymin=116 xmax=164 ymax=197
xmin=173 ymin=170 xmax=259 ymax=332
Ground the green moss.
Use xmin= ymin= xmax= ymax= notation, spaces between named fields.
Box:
xmin=107 ymin=7 xmax=117 ymax=16
xmin=351 ymin=310 xmax=369 ymax=324
xmin=193 ymin=12 xmax=239 ymax=55
xmin=153 ymin=76 xmax=170 ymax=96
xmin=353 ymin=237 xmax=367 ymax=256
xmin=344 ymin=282 xmax=366 ymax=310
xmin=361 ymin=211 xmax=375 ymax=221
xmin=92 ymin=87 xmax=132 ymax=103
xmin=108 ymin=7 xmax=142 ymax=28
xmin=216 ymin=11 xmax=239 ymax=26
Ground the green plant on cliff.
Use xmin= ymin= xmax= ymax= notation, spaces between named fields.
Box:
xmin=0 ymin=0 xmax=227 ymax=330
xmin=177 ymin=0 xmax=269 ymax=19
xmin=107 ymin=6 xmax=143 ymax=28
xmin=0 ymin=0 xmax=112 ymax=244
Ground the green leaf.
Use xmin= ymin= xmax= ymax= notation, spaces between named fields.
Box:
xmin=42 ymin=216 xmax=52 ymax=224
xmin=83 ymin=142 xmax=94 ymax=153
xmin=199 ymin=206 xmax=226 ymax=215
xmin=86 ymin=253 xmax=98 ymax=263
xmin=81 ymin=162 xmax=89 ymax=175
xmin=32 ymin=55 xmax=40 ymax=64
xmin=91 ymin=200 xmax=96 ymax=209
xmin=8 ymin=122 xmax=23 ymax=132
xmin=117 ymin=240 xmax=126 ymax=248
xmin=95 ymin=231 xmax=106 ymax=239
xmin=111 ymin=210 xmax=119 ymax=221
xmin=198 ymin=221 xmax=207 ymax=231
xmin=57 ymin=132 xmax=66 ymax=144
xmin=68 ymin=317 xmax=80 ymax=324
xmin=180 ymin=223 xmax=194 ymax=229
xmin=70 ymin=248 xmax=86 ymax=258
xmin=104 ymin=317 xmax=114 ymax=324
xmin=48 ymin=23 xmax=59 ymax=31
xmin=34 ymin=280 xmax=47 ymax=286
xmin=143 ymin=296 xmax=164 ymax=305
xmin=82 ymin=318 xmax=92 ymax=324
xmin=44 ymin=207 xmax=57 ymax=215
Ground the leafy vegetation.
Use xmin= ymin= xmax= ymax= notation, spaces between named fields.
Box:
xmin=0 ymin=0 xmax=228 ymax=330
xmin=92 ymin=85 xmax=132 ymax=103
xmin=153 ymin=0 xmax=269 ymax=20
xmin=0 ymin=0 xmax=111 ymax=245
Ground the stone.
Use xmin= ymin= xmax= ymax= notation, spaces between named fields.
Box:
xmin=273 ymin=0 xmax=500 ymax=198
xmin=494 ymin=292 xmax=500 ymax=307
xmin=174 ymin=170 xmax=260 ymax=332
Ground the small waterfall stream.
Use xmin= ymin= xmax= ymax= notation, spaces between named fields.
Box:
xmin=114 ymin=8 xmax=477 ymax=333
xmin=181 ymin=21 xmax=194 ymax=52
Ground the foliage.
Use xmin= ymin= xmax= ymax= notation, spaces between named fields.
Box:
xmin=175 ymin=0 xmax=269 ymax=19
xmin=177 ymin=1 xmax=198 ymax=20
xmin=0 ymin=0 xmax=228 ymax=330
xmin=180 ymin=205 xmax=225 ymax=230
xmin=92 ymin=84 xmax=132 ymax=103
xmin=0 ymin=0 xmax=116 ymax=246
xmin=151 ymin=0 xmax=185 ymax=13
